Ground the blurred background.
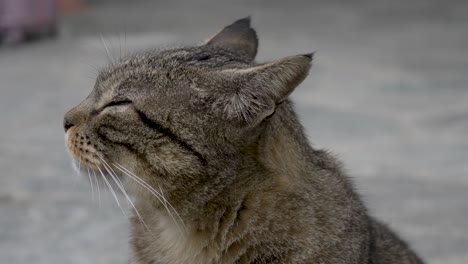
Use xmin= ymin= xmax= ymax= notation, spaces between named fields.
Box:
xmin=0 ymin=0 xmax=467 ymax=263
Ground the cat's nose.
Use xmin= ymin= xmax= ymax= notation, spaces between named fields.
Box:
xmin=63 ymin=117 xmax=75 ymax=132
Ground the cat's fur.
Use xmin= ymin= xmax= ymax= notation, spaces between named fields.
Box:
xmin=64 ymin=18 xmax=424 ymax=264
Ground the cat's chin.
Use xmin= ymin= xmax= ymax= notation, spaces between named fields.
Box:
xmin=65 ymin=142 xmax=102 ymax=173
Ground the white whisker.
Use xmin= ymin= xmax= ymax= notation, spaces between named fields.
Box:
xmin=113 ymin=163 xmax=186 ymax=233
xmin=99 ymin=158 xmax=153 ymax=234
xmin=78 ymin=153 xmax=82 ymax=171
xmin=86 ymin=168 xmax=95 ymax=201
xmin=92 ymin=170 xmax=101 ymax=207
xmin=124 ymin=22 xmax=127 ymax=59
xmin=158 ymin=184 xmax=167 ymax=207
xmin=118 ymin=28 xmax=122 ymax=61
xmin=100 ymin=34 xmax=113 ymax=64
xmin=97 ymin=166 xmax=126 ymax=217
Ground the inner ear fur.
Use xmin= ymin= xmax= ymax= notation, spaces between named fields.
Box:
xmin=215 ymin=54 xmax=313 ymax=126
xmin=205 ymin=17 xmax=258 ymax=61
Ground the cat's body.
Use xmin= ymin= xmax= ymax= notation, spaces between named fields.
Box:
xmin=64 ymin=18 xmax=424 ymax=263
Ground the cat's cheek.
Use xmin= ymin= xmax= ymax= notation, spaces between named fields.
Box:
xmin=145 ymin=146 xmax=202 ymax=175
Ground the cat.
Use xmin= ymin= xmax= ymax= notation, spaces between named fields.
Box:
xmin=64 ymin=17 xmax=425 ymax=264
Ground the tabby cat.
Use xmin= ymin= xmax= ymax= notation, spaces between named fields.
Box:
xmin=64 ymin=17 xmax=424 ymax=264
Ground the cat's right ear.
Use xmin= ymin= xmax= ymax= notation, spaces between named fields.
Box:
xmin=209 ymin=54 xmax=313 ymax=127
xmin=204 ymin=17 xmax=258 ymax=61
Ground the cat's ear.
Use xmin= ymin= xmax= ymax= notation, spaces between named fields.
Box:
xmin=217 ymin=53 xmax=313 ymax=126
xmin=205 ymin=17 xmax=258 ymax=61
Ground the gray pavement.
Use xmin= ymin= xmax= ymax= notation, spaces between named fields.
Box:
xmin=1 ymin=0 xmax=467 ymax=263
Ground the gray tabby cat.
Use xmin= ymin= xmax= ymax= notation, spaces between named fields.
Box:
xmin=64 ymin=18 xmax=424 ymax=264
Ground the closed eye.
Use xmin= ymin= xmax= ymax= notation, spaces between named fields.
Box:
xmin=103 ymin=100 xmax=132 ymax=108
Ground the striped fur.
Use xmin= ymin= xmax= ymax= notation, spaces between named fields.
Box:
xmin=64 ymin=18 xmax=424 ymax=264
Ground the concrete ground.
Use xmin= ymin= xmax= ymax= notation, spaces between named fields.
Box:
xmin=0 ymin=0 xmax=467 ymax=263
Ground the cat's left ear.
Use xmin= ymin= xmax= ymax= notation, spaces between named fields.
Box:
xmin=214 ymin=53 xmax=313 ymax=126
xmin=205 ymin=17 xmax=258 ymax=61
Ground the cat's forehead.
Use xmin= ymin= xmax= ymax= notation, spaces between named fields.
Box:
xmin=94 ymin=46 xmax=252 ymax=94
xmin=101 ymin=47 xmax=250 ymax=75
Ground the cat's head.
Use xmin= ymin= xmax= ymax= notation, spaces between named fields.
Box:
xmin=63 ymin=17 xmax=312 ymax=202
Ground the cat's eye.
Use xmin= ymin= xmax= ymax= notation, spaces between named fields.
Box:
xmin=103 ymin=100 xmax=132 ymax=109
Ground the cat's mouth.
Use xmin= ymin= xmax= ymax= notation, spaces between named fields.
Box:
xmin=65 ymin=128 xmax=130 ymax=188
xmin=65 ymin=129 xmax=105 ymax=171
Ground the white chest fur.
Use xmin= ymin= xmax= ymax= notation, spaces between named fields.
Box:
xmin=132 ymin=214 xmax=221 ymax=264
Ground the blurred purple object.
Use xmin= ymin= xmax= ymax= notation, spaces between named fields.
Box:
xmin=0 ymin=0 xmax=58 ymax=43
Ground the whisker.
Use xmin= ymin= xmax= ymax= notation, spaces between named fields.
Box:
xmin=97 ymin=166 xmax=127 ymax=217
xmin=124 ymin=21 xmax=127 ymax=59
xmin=104 ymin=162 xmax=126 ymax=206
xmin=92 ymin=170 xmax=102 ymax=207
xmin=112 ymin=164 xmax=169 ymax=215
xmin=118 ymin=27 xmax=122 ymax=61
xmin=113 ymin=163 xmax=186 ymax=233
xmin=158 ymin=184 xmax=167 ymax=207
xmin=100 ymin=34 xmax=114 ymax=65
xmin=78 ymin=153 xmax=82 ymax=171
xmin=86 ymin=168 xmax=95 ymax=201
xmin=99 ymin=158 xmax=153 ymax=234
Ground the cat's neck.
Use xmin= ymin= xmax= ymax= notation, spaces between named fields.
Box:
xmin=182 ymin=101 xmax=314 ymax=225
